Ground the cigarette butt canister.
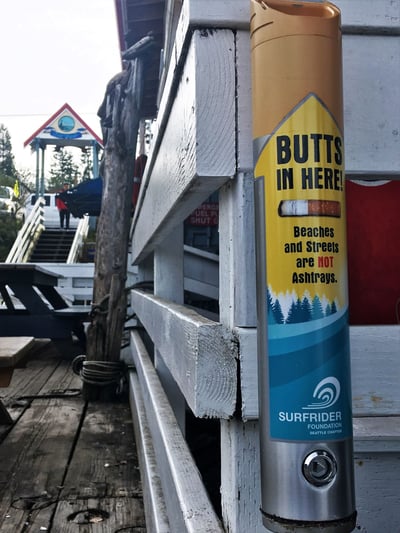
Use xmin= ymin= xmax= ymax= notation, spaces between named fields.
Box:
xmin=250 ymin=1 xmax=356 ymax=531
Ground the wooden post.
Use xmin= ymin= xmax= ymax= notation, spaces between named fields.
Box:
xmin=83 ymin=37 xmax=153 ymax=400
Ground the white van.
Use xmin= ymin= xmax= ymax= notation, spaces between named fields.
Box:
xmin=25 ymin=193 xmax=78 ymax=229
xmin=0 ymin=185 xmax=18 ymax=216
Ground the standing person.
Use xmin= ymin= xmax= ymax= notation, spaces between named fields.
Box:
xmin=56 ymin=183 xmax=70 ymax=229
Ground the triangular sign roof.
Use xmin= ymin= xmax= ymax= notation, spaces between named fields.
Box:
xmin=24 ymin=103 xmax=103 ymax=150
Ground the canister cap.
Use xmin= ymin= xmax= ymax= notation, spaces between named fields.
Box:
xmin=250 ymin=0 xmax=341 ymax=47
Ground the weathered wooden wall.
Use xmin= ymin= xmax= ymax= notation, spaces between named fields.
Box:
xmin=126 ymin=1 xmax=400 ymax=532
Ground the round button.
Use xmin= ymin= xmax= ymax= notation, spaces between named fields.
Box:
xmin=303 ymin=450 xmax=337 ymax=486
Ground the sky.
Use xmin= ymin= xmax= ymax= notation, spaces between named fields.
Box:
xmin=0 ymin=0 xmax=122 ymax=175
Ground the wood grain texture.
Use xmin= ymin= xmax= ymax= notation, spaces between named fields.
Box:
xmin=0 ymin=351 xmax=146 ymax=532
xmin=353 ymin=417 xmax=400 ymax=452
xmin=60 ymin=402 xmax=143 ymax=500
xmin=337 ymin=0 xmax=400 ymax=30
xmin=236 ymin=30 xmax=253 ymax=173
xmin=131 ymin=29 xmax=236 ymax=263
xmin=129 ymin=370 xmax=170 ymax=533
xmin=343 ymin=34 xmax=400 ymax=174
xmin=234 ymin=327 xmax=258 ymax=421
xmin=236 ymin=325 xmax=400 ymax=420
xmin=131 ymin=289 xmax=237 ymax=418
xmin=52 ymin=498 xmax=145 ymax=532
xmin=354 ymin=452 xmax=400 ymax=532
xmin=0 ymin=400 xmax=83 ymax=530
xmin=220 ymin=418 xmax=264 ymax=533
xmin=185 ymin=0 xmax=250 ymax=30
xmin=350 ymin=326 xmax=400 ymax=416
xmin=219 ymin=172 xmax=257 ymax=329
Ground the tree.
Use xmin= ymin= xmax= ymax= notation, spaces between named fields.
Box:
xmin=48 ymin=147 xmax=79 ymax=190
xmin=272 ymin=299 xmax=285 ymax=324
xmin=267 ymin=289 xmax=275 ymax=323
xmin=0 ymin=124 xmax=16 ymax=180
xmin=300 ymin=296 xmax=312 ymax=322
xmin=311 ymin=295 xmax=324 ymax=320
xmin=79 ymin=148 xmax=93 ymax=181
xmin=13 ymin=169 xmax=35 ymax=218
xmin=0 ymin=217 xmax=19 ymax=261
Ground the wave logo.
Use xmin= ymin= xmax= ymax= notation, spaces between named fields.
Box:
xmin=303 ymin=377 xmax=341 ymax=410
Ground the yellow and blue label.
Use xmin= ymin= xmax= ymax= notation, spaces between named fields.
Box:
xmin=255 ymin=93 xmax=352 ymax=441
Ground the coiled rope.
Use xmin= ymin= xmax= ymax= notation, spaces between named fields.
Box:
xmin=72 ymin=355 xmax=126 ymax=390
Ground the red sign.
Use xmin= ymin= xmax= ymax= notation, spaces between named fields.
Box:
xmin=187 ymin=202 xmax=219 ymax=226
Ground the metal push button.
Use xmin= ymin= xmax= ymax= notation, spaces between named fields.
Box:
xmin=302 ymin=450 xmax=337 ymax=486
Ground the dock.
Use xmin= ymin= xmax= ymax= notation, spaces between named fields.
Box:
xmin=0 ymin=339 xmax=146 ymax=532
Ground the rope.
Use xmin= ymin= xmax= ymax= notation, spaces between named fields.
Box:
xmin=72 ymin=355 xmax=126 ymax=390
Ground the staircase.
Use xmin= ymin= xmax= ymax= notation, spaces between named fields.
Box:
xmin=29 ymin=229 xmax=76 ymax=263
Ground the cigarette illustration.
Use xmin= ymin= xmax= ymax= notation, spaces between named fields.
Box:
xmin=278 ymin=199 xmax=341 ymax=218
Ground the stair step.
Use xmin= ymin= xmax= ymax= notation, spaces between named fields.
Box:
xmin=30 ymin=229 xmax=76 ymax=262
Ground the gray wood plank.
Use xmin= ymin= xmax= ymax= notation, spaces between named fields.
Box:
xmin=0 ymin=401 xmax=83 ymax=530
xmin=0 ymin=350 xmax=86 ymax=531
xmin=52 ymin=498 xmax=145 ymax=532
xmin=129 ymin=331 xmax=225 ymax=532
xmin=337 ymin=0 xmax=400 ymax=31
xmin=131 ymin=29 xmax=236 ymax=263
xmin=129 ymin=370 xmax=170 ymax=533
xmin=235 ymin=325 xmax=400 ymax=420
xmin=0 ymin=343 xmax=77 ymax=433
xmin=354 ymin=451 xmax=400 ymax=532
xmin=131 ymin=289 xmax=237 ymax=418
xmin=0 ymin=337 xmax=35 ymax=367
xmin=350 ymin=326 xmax=400 ymax=416
xmin=60 ymin=402 xmax=143 ymax=500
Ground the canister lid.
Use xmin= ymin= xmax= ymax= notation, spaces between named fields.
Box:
xmin=250 ymin=0 xmax=341 ymax=48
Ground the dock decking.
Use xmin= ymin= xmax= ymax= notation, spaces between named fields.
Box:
xmin=0 ymin=340 xmax=146 ymax=532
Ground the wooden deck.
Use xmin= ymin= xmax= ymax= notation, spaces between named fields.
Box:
xmin=0 ymin=340 xmax=146 ymax=532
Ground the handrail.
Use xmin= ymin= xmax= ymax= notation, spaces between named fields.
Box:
xmin=6 ymin=198 xmax=45 ymax=263
xmin=67 ymin=216 xmax=90 ymax=264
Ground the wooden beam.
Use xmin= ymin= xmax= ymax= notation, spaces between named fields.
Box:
xmin=129 ymin=370 xmax=171 ymax=532
xmin=131 ymin=289 xmax=237 ymax=418
xmin=131 ymin=29 xmax=236 ymax=263
xmin=235 ymin=325 xmax=400 ymax=421
xmin=128 ymin=331 xmax=225 ymax=532
xmin=337 ymin=0 xmax=400 ymax=31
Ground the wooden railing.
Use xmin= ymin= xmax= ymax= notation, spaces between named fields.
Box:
xmin=67 ymin=216 xmax=90 ymax=264
xmin=6 ymin=198 xmax=44 ymax=263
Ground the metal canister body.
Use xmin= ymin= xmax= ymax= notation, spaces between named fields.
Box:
xmin=250 ymin=1 xmax=356 ymax=531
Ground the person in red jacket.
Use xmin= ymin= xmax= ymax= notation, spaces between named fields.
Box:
xmin=56 ymin=183 xmax=70 ymax=229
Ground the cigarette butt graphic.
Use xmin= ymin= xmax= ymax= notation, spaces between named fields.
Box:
xmin=278 ymin=199 xmax=341 ymax=217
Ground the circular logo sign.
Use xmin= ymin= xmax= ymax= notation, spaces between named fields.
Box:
xmin=58 ymin=115 xmax=75 ymax=132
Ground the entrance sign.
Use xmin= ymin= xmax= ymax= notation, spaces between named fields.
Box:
xmin=24 ymin=103 xmax=103 ymax=197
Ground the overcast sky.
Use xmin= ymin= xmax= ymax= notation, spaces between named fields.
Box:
xmin=0 ymin=0 xmax=122 ymax=174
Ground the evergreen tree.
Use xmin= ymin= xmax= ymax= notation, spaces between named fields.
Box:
xmin=286 ymin=301 xmax=297 ymax=324
xmin=0 ymin=216 xmax=19 ymax=261
xmin=300 ymin=296 xmax=312 ymax=322
xmin=272 ymin=299 xmax=285 ymax=324
xmin=0 ymin=124 xmax=16 ymax=180
xmin=267 ymin=289 xmax=275 ymax=323
xmin=48 ymin=147 xmax=79 ymax=190
xmin=80 ymin=148 xmax=93 ymax=181
xmin=286 ymin=298 xmax=303 ymax=324
xmin=311 ymin=295 xmax=325 ymax=320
